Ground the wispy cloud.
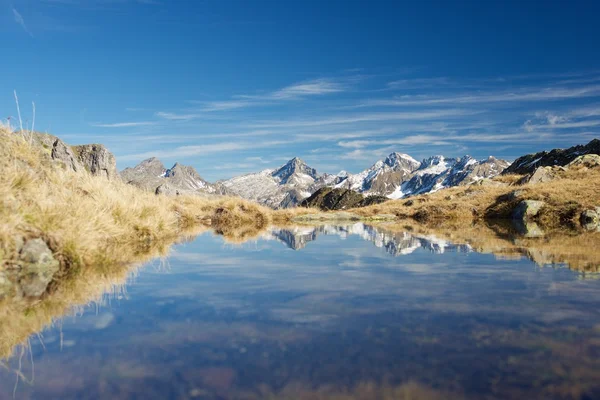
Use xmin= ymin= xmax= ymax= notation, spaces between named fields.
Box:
xmin=194 ymin=77 xmax=349 ymax=112
xmin=91 ymin=121 xmax=157 ymax=128
xmin=356 ymin=84 xmax=600 ymax=108
xmin=247 ymin=109 xmax=479 ymax=129
xmin=120 ymin=140 xmax=289 ymax=161
xmin=155 ymin=112 xmax=201 ymax=121
xmin=12 ymin=8 xmax=33 ymax=37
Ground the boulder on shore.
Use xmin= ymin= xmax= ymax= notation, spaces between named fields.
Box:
xmin=580 ymin=207 xmax=600 ymax=231
xmin=518 ymin=166 xmax=564 ymax=185
xmin=511 ymin=200 xmax=545 ymax=221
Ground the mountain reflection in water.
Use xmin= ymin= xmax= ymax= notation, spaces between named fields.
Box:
xmin=1 ymin=223 xmax=600 ymax=400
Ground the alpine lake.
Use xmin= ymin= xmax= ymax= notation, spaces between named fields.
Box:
xmin=2 ymin=222 xmax=600 ymax=400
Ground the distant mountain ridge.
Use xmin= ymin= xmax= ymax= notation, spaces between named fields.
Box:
xmin=122 ymin=151 xmax=511 ymax=207
xmin=120 ymin=157 xmax=229 ymax=196
xmin=503 ymin=138 xmax=600 ymax=175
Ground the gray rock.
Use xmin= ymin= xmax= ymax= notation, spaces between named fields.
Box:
xmin=580 ymin=207 xmax=600 ymax=230
xmin=155 ymin=183 xmax=180 ymax=196
xmin=512 ymin=200 xmax=545 ymax=221
xmin=18 ymin=238 xmax=60 ymax=297
xmin=73 ymin=144 xmax=119 ymax=180
xmin=567 ymin=154 xmax=600 ymax=169
xmin=518 ymin=166 xmax=563 ymax=185
xmin=506 ymin=189 xmax=525 ymax=201
xmin=51 ymin=139 xmax=83 ymax=172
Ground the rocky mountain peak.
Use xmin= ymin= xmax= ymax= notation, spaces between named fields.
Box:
xmin=384 ymin=152 xmax=420 ymax=171
xmin=272 ymin=157 xmax=319 ymax=184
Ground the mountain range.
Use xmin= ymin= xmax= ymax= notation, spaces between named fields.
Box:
xmin=121 ymin=152 xmax=510 ymax=207
xmin=120 ymin=139 xmax=600 ymax=209
xmin=219 ymin=152 xmax=510 ymax=208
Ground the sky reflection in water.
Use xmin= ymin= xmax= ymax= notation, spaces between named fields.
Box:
xmin=1 ymin=224 xmax=600 ymax=400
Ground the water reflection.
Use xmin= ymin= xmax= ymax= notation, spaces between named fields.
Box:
xmin=267 ymin=224 xmax=472 ymax=254
xmin=1 ymin=223 xmax=600 ymax=399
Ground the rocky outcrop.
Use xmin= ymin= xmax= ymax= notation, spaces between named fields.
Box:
xmin=518 ymin=166 xmax=564 ymax=185
xmin=567 ymin=154 xmax=600 ymax=169
xmin=503 ymin=138 xmax=600 ymax=175
xmin=51 ymin=139 xmax=83 ymax=172
xmin=30 ymin=132 xmax=119 ymax=180
xmin=73 ymin=144 xmax=119 ymax=179
xmin=300 ymin=187 xmax=388 ymax=211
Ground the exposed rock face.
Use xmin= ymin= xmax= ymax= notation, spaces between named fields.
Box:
xmin=51 ymin=139 xmax=83 ymax=172
xmin=512 ymin=200 xmax=545 ymax=221
xmin=121 ymin=158 xmax=225 ymax=197
xmin=17 ymin=238 xmax=60 ymax=298
xmin=300 ymin=187 xmax=388 ymax=211
xmin=503 ymin=138 xmax=600 ymax=175
xmin=30 ymin=132 xmax=119 ymax=179
xmin=73 ymin=144 xmax=119 ymax=180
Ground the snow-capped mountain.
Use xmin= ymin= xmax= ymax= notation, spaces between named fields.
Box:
xmin=121 ymin=157 xmax=227 ymax=196
xmin=220 ymin=157 xmax=329 ymax=209
xmin=334 ymin=152 xmax=421 ymax=195
xmin=335 ymin=153 xmax=510 ymax=199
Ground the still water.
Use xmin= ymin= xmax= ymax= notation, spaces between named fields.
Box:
xmin=2 ymin=224 xmax=600 ymax=399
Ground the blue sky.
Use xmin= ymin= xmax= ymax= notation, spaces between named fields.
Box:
xmin=1 ymin=0 xmax=600 ymax=181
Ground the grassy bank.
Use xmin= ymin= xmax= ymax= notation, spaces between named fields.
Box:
xmin=0 ymin=125 xmax=272 ymax=298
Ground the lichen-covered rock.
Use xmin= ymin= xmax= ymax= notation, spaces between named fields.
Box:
xmin=18 ymin=238 xmax=60 ymax=297
xmin=512 ymin=200 xmax=545 ymax=221
xmin=51 ymin=139 xmax=83 ymax=172
xmin=567 ymin=154 xmax=600 ymax=169
xmin=73 ymin=144 xmax=118 ymax=180
xmin=518 ymin=166 xmax=563 ymax=185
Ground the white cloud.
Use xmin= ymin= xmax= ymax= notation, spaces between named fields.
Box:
xmin=91 ymin=121 xmax=157 ymax=128
xmin=119 ymin=140 xmax=289 ymax=161
xmin=13 ymin=8 xmax=33 ymax=37
xmin=155 ymin=112 xmax=201 ymax=121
